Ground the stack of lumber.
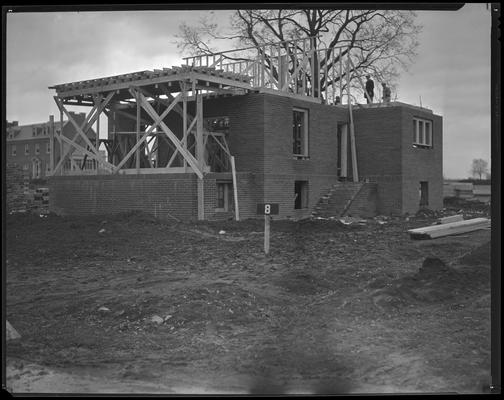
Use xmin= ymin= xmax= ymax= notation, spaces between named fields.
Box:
xmin=408 ymin=217 xmax=491 ymax=239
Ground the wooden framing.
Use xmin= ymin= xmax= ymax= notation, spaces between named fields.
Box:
xmin=48 ymin=40 xmax=364 ymax=220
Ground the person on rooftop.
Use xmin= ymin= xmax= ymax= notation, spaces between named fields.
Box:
xmin=365 ymin=75 xmax=374 ymax=104
xmin=382 ymin=82 xmax=391 ymax=103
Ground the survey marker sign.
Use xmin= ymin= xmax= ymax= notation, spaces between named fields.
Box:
xmin=257 ymin=203 xmax=279 ymax=215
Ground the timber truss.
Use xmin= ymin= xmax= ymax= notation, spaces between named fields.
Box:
xmin=49 ymin=65 xmax=252 ymax=180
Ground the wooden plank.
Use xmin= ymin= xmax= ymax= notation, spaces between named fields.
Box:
xmin=136 ymin=92 xmax=141 ymax=172
xmin=231 ymin=155 xmax=240 ymax=221
xmin=436 ymin=214 xmax=464 ymax=225
xmin=264 ymin=215 xmax=270 ymax=254
xmin=49 ymin=115 xmax=55 ymax=174
xmin=340 ymin=123 xmax=348 ymax=178
xmin=197 ymin=177 xmax=204 ymax=220
xmin=408 ymin=218 xmax=491 ymax=239
xmin=346 ymin=56 xmax=359 ymax=182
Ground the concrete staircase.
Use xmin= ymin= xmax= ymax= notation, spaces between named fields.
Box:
xmin=312 ymin=181 xmax=377 ymax=218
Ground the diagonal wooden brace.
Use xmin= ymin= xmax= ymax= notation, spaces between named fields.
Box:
xmin=52 ymin=91 xmax=114 ymax=174
xmin=60 ymin=135 xmax=115 ymax=171
xmin=112 ymin=89 xmax=183 ymax=172
xmin=133 ymin=88 xmax=203 ymax=178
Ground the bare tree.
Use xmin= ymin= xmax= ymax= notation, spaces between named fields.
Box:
xmin=176 ymin=9 xmax=421 ymax=100
xmin=470 ymin=158 xmax=489 ymax=180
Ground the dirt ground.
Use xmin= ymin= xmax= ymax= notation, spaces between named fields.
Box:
xmin=4 ymin=205 xmax=492 ymax=394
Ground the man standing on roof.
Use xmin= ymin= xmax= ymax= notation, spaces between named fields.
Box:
xmin=365 ymin=75 xmax=374 ymax=104
xmin=382 ymin=82 xmax=391 ymax=103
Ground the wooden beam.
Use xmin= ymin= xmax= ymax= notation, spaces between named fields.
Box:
xmin=340 ymin=123 xmax=348 ymax=178
xmin=49 ymin=115 xmax=55 ymax=173
xmin=196 ymin=93 xmax=204 ymax=170
xmin=52 ymin=92 xmax=114 ymax=175
xmin=231 ymin=155 xmax=240 ymax=221
xmin=346 ymin=57 xmax=358 ymax=182
xmin=197 ymin=177 xmax=204 ymax=220
xmin=408 ymin=218 xmax=491 ymax=239
xmin=54 ymin=71 xmax=252 ymax=98
xmin=113 ymin=89 xmax=182 ymax=172
xmin=136 ymin=92 xmax=141 ymax=172
xmin=133 ymin=88 xmax=203 ymax=178
xmin=59 ymin=134 xmax=115 ymax=171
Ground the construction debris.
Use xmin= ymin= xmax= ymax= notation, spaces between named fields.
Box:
xmin=408 ymin=217 xmax=491 ymax=240
xmin=150 ymin=315 xmax=164 ymax=324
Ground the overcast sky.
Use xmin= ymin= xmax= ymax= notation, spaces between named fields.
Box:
xmin=5 ymin=4 xmax=493 ymax=179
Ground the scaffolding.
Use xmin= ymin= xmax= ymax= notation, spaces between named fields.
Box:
xmin=48 ymin=37 xmax=364 ymax=219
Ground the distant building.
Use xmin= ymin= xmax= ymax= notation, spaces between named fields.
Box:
xmin=6 ymin=113 xmax=101 ymax=179
xmin=443 ymin=180 xmax=491 ymax=204
xmin=473 ymin=184 xmax=491 ymax=204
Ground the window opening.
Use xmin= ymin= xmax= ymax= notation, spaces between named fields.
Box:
xmin=294 ymin=180 xmax=309 ymax=209
xmin=293 ymin=108 xmax=309 ymax=158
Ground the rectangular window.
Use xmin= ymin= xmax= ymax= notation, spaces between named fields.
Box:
xmin=46 ymin=142 xmax=51 ymax=154
xmin=35 ymin=143 xmax=40 ymax=155
xmin=413 ymin=117 xmax=433 ymax=148
xmin=25 ymin=144 xmax=30 ymax=155
xmin=294 ymin=180 xmax=309 ymax=209
xmin=11 ymin=145 xmax=16 ymax=156
xmin=216 ymin=182 xmax=234 ymax=212
xmin=293 ymin=108 xmax=309 ymax=158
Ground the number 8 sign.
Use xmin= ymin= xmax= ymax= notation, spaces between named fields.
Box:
xmin=257 ymin=203 xmax=279 ymax=215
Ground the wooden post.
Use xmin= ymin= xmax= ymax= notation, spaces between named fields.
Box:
xmin=196 ymin=91 xmax=204 ymax=220
xmin=197 ymin=178 xmax=204 ymax=220
xmin=347 ymin=55 xmax=359 ymax=182
xmin=182 ymin=81 xmax=188 ymax=169
xmin=348 ymin=104 xmax=358 ymax=182
xmin=340 ymin=123 xmax=348 ymax=179
xmin=339 ymin=48 xmax=343 ymax=103
xmin=230 ymin=155 xmax=240 ymax=221
xmin=96 ymin=110 xmax=100 ymax=174
xmin=49 ymin=115 xmax=55 ymax=174
xmin=60 ymin=108 xmax=64 ymax=175
xmin=264 ymin=215 xmax=270 ymax=255
xmin=136 ymin=93 xmax=141 ymax=172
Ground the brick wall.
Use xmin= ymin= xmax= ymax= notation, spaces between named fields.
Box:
xmin=49 ymin=174 xmax=198 ymax=220
xmin=48 ymin=172 xmax=261 ymax=221
xmin=400 ymin=108 xmax=443 ymax=213
xmin=352 ymin=104 xmax=443 ymax=215
xmin=352 ymin=106 xmax=403 ymax=214
xmin=262 ymin=94 xmax=347 ymax=218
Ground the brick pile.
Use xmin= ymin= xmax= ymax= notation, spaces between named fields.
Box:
xmin=6 ymin=163 xmax=29 ymax=214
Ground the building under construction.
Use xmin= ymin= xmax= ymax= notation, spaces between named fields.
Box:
xmin=47 ymin=38 xmax=443 ymax=220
